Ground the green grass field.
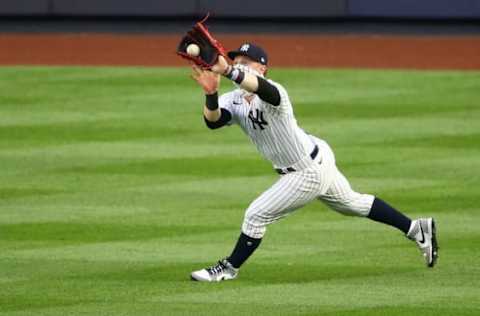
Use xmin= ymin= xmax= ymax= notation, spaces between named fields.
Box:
xmin=1 ymin=66 xmax=479 ymax=315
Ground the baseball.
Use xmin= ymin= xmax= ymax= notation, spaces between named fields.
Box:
xmin=186 ymin=44 xmax=200 ymax=57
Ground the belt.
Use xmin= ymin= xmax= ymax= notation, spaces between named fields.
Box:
xmin=275 ymin=145 xmax=319 ymax=175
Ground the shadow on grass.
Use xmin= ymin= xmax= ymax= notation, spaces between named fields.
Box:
xmin=74 ymin=260 xmax=415 ymax=285
xmin=242 ymin=262 xmax=415 ymax=284
xmin=1 ymin=222 xmax=236 ymax=243
xmin=0 ymin=187 xmax=67 ymax=201
xmin=58 ymin=156 xmax=271 ymax=177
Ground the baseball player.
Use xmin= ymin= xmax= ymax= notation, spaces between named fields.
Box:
xmin=189 ymin=43 xmax=439 ymax=282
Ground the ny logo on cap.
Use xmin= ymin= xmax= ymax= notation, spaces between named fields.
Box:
xmin=240 ymin=44 xmax=250 ymax=52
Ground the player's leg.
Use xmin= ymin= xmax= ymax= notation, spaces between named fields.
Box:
xmin=319 ymin=168 xmax=409 ymax=230
xmin=231 ymin=162 xmax=334 ymax=270
xmin=191 ymin=171 xmax=322 ymax=281
xmin=319 ymin=166 xmax=438 ymax=267
xmin=230 ymin=172 xmax=318 ymax=267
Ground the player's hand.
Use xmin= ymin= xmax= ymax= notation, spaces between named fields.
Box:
xmin=211 ymin=55 xmax=229 ymax=75
xmin=191 ymin=64 xmax=220 ymax=94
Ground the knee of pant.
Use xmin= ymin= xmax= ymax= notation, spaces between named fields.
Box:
xmin=243 ymin=210 xmax=270 ymax=228
xmin=242 ymin=210 xmax=270 ymax=239
xmin=329 ymin=193 xmax=374 ymax=217
xmin=242 ymin=216 xmax=267 ymax=239
xmin=328 ymin=203 xmax=361 ymax=216
xmin=244 ymin=202 xmax=272 ymax=222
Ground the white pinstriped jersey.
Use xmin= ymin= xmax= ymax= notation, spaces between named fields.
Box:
xmin=219 ymin=80 xmax=315 ymax=169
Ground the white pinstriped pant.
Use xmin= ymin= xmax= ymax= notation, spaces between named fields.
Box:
xmin=242 ymin=138 xmax=375 ymax=239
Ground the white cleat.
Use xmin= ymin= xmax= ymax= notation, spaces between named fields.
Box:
xmin=191 ymin=258 xmax=239 ymax=282
xmin=407 ymin=218 xmax=439 ymax=267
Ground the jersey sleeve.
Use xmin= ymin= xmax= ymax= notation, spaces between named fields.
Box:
xmin=265 ymin=80 xmax=293 ymax=114
xmin=218 ymin=92 xmax=238 ymax=125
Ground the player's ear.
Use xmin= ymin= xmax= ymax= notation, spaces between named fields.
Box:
xmin=262 ymin=65 xmax=268 ymax=77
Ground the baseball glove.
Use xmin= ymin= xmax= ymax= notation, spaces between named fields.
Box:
xmin=176 ymin=14 xmax=227 ymax=69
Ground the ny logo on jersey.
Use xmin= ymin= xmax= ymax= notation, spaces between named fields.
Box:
xmin=248 ymin=109 xmax=268 ymax=130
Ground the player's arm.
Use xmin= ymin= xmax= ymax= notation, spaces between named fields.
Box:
xmin=191 ymin=64 xmax=232 ymax=129
xmin=229 ymin=71 xmax=281 ymax=106
xmin=212 ymin=56 xmax=281 ymax=106
xmin=202 ymin=94 xmax=232 ymax=129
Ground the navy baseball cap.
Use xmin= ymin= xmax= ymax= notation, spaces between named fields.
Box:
xmin=227 ymin=43 xmax=268 ymax=65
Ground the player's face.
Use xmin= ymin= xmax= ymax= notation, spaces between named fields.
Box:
xmin=233 ymin=55 xmax=267 ymax=76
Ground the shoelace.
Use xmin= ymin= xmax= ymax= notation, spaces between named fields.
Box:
xmin=207 ymin=261 xmax=226 ymax=276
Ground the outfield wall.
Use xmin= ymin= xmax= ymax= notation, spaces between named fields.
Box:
xmin=1 ymin=34 xmax=479 ymax=70
xmin=1 ymin=0 xmax=480 ymax=18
